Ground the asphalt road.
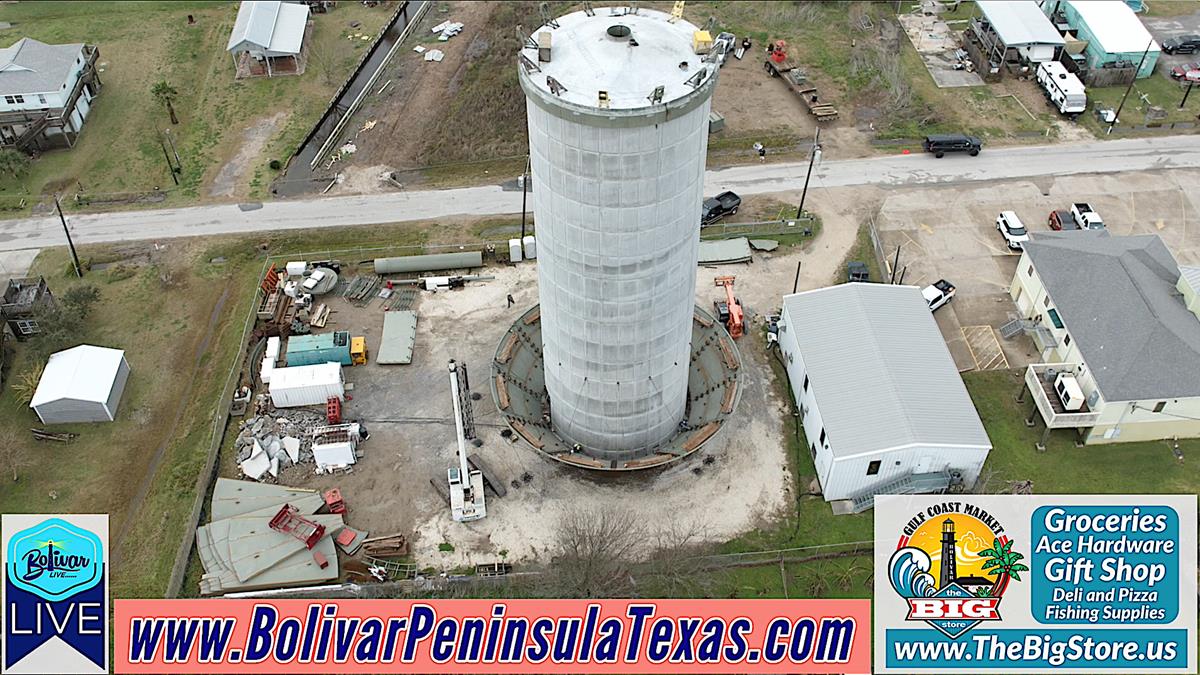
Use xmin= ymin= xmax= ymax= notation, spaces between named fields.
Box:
xmin=3 ymin=135 xmax=1199 ymax=252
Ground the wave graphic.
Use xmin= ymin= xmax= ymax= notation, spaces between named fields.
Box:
xmin=889 ymin=547 xmax=937 ymax=598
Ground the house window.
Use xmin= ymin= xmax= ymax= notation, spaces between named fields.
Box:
xmin=1063 ymin=334 xmax=1071 ymax=347
xmin=1154 ymin=401 xmax=1166 ymax=413
xmin=14 ymin=319 xmax=38 ymax=335
xmin=810 ymin=443 xmax=817 ymax=460
xmin=1027 ymin=264 xmax=1034 ymax=277
xmin=3 ymin=95 xmax=24 ymax=104
xmin=1043 ymin=295 xmax=1051 ymax=307
xmin=36 ymin=94 xmax=46 ymax=105
xmin=802 ymin=374 xmax=809 ymax=392
xmin=819 ymin=428 xmax=827 ymax=445
xmin=867 ymin=460 xmax=881 ymax=476
xmin=1047 ymin=308 xmax=1064 ymax=329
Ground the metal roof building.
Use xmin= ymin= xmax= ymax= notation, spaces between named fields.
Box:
xmin=777 ymin=284 xmax=990 ymax=508
xmin=1047 ymin=0 xmax=1159 ymax=79
xmin=30 ymin=345 xmax=130 ymax=424
xmin=227 ymin=1 xmax=309 ymax=56
xmin=978 ymin=2 xmax=1064 ymax=47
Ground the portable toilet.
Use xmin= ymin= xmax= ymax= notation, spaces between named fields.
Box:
xmin=522 ymin=235 xmax=537 ymax=260
xmin=508 ymin=238 xmax=523 ymax=263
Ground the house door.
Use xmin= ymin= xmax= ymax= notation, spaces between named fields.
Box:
xmin=914 ymin=455 xmax=934 ymax=474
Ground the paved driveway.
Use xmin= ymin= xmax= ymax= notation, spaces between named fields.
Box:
xmin=875 ymin=169 xmax=1200 ymax=371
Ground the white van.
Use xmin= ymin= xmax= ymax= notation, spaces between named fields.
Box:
xmin=1037 ymin=62 xmax=1087 ymax=118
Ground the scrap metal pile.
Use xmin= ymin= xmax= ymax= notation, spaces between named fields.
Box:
xmin=196 ymin=479 xmax=347 ymax=596
xmin=235 ymin=410 xmax=346 ymax=481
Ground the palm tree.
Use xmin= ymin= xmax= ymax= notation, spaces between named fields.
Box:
xmin=151 ymin=80 xmax=179 ymax=125
xmin=977 ymin=538 xmax=1028 ymax=597
xmin=0 ymin=148 xmax=30 ymax=178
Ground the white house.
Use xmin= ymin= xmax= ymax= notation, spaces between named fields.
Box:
xmin=0 ymin=38 xmax=101 ymax=151
xmin=777 ymin=284 xmax=992 ymax=511
xmin=974 ymin=1 xmax=1065 ymax=65
xmin=1010 ymin=231 xmax=1200 ymax=446
xmin=227 ymin=1 xmax=311 ymax=78
xmin=30 ymin=345 xmax=130 ymax=424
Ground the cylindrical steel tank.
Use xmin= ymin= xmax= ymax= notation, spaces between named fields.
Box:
xmin=518 ymin=8 xmax=718 ymax=453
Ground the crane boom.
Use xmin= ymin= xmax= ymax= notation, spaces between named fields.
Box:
xmin=447 ymin=360 xmax=486 ymax=522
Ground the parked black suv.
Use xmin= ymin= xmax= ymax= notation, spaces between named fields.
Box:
xmin=1164 ymin=34 xmax=1200 ymax=54
xmin=923 ymin=134 xmax=982 ymax=158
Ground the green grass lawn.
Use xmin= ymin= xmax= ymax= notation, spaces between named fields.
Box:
xmin=715 ymin=365 xmax=1200 ymax=598
xmin=1082 ymin=72 xmax=1199 ymax=134
xmin=0 ymin=241 xmax=254 ymax=598
xmin=0 ymin=1 xmax=388 ymax=207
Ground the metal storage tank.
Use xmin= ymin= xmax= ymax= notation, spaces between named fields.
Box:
xmin=518 ymin=7 xmax=719 ymax=452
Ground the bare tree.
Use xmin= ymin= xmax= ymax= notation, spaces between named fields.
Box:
xmin=545 ymin=505 xmax=644 ymax=598
xmin=0 ymin=436 xmax=34 ymax=482
xmin=637 ymin=516 xmax=714 ymax=596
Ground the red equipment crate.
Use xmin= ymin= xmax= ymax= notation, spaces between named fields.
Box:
xmin=269 ymin=504 xmax=326 ymax=549
xmin=324 ymin=488 xmax=347 ymax=514
xmin=326 ymin=397 xmax=342 ymax=424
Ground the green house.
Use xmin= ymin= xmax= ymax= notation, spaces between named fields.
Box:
xmin=1045 ymin=0 xmax=1159 ymax=79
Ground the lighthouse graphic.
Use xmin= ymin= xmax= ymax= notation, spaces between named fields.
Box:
xmin=939 ymin=518 xmax=957 ymax=588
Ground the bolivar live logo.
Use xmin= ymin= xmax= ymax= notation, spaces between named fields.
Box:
xmin=889 ymin=503 xmax=1023 ymax=639
xmin=2 ymin=514 xmax=108 ymax=675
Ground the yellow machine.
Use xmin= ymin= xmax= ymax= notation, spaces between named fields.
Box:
xmin=350 ymin=336 xmax=368 ymax=366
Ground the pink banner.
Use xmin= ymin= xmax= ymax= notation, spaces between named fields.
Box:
xmin=114 ymin=598 xmax=869 ymax=673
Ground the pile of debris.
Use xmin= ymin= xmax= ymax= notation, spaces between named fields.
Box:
xmin=196 ymin=479 xmax=351 ymax=595
xmin=234 ymin=410 xmax=327 ymax=481
xmin=432 ymin=20 xmax=463 ymax=41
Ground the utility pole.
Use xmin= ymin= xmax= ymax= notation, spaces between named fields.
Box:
xmin=1181 ymin=77 xmax=1198 ymax=110
xmin=795 ymin=126 xmax=821 ymax=220
xmin=54 ymin=195 xmax=82 ymax=278
xmin=1108 ymin=39 xmax=1155 ymax=135
xmin=792 ymin=260 xmax=802 ymax=294
xmin=159 ymin=134 xmax=179 ymax=186
xmin=519 ymin=156 xmax=531 ymax=240
xmin=164 ymin=128 xmax=182 ymax=174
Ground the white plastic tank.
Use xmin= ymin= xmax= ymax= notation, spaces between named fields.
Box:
xmin=522 ymin=235 xmax=537 ymax=260
xmin=508 ymin=238 xmax=524 ymax=263
xmin=518 ymin=7 xmax=719 ymax=452
xmin=285 ymin=261 xmax=306 ymax=277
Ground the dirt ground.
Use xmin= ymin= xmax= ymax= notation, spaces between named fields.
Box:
xmin=211 ymin=112 xmax=288 ymax=199
xmin=334 ymin=2 xmax=499 ymax=195
xmin=241 ymin=188 xmax=868 ymax=569
xmin=710 ymin=48 xmax=878 ymax=160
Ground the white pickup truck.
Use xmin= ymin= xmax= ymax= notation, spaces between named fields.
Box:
xmin=921 ymin=279 xmax=956 ymax=312
xmin=1071 ymin=202 xmax=1105 ymax=230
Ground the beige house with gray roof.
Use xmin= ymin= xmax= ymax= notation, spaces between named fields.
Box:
xmin=1010 ymin=231 xmax=1200 ymax=447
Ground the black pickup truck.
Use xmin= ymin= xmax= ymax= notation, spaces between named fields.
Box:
xmin=701 ymin=191 xmax=741 ymax=226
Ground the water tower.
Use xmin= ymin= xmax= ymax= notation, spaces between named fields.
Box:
xmin=492 ymin=6 xmax=741 ymax=469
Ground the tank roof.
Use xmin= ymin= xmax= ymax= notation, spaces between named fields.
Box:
xmin=521 ymin=7 xmax=716 ymax=111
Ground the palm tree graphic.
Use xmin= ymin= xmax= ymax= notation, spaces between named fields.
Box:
xmin=976 ymin=538 xmax=1028 ymax=597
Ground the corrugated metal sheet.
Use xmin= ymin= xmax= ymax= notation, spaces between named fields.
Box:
xmin=698 ymin=237 xmax=753 ymax=265
xmin=377 ymin=311 xmax=417 ymax=365
xmin=780 ymin=284 xmax=991 ymax=457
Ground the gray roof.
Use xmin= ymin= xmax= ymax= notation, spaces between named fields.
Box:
xmin=1024 ymin=231 xmax=1200 ymax=401
xmin=227 ymin=1 xmax=309 ymax=55
xmin=0 ymin=38 xmax=84 ymax=97
xmin=977 ymin=1 xmax=1065 ymax=47
xmin=1181 ymin=265 xmax=1200 ymax=295
xmin=781 ymin=283 xmax=991 ymax=458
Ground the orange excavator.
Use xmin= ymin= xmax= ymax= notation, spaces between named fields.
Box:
xmin=713 ymin=276 xmax=744 ymax=339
